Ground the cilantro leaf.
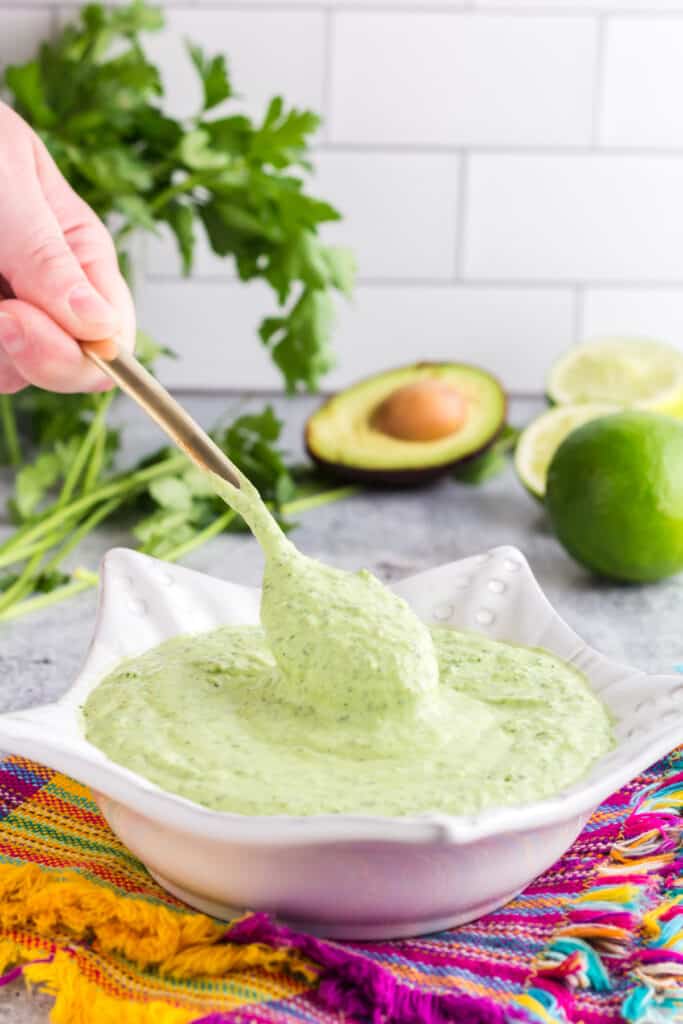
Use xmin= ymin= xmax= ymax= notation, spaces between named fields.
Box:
xmin=132 ymin=405 xmax=298 ymax=556
xmin=6 ymin=0 xmax=353 ymax=393
xmin=187 ymin=41 xmax=232 ymax=111
xmin=11 ymin=451 xmax=62 ymax=521
xmin=178 ymin=128 xmax=229 ymax=171
xmin=4 ymin=61 xmax=55 ymax=128
xmin=0 ymin=0 xmax=356 ymax=620
xmin=214 ymin=405 xmax=296 ymax=506
xmin=260 ymin=289 xmax=336 ymax=393
xmin=162 ymin=202 xmax=196 ymax=275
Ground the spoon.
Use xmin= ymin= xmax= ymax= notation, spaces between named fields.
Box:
xmin=80 ymin=338 xmax=241 ymax=488
xmin=0 ymin=276 xmax=240 ymax=488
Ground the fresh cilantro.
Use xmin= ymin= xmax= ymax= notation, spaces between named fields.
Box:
xmin=0 ymin=2 xmax=356 ymax=620
xmin=132 ymin=406 xmax=297 ymax=557
xmin=4 ymin=0 xmax=353 ymax=393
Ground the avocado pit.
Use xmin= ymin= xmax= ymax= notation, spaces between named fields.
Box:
xmin=373 ymin=380 xmax=466 ymax=442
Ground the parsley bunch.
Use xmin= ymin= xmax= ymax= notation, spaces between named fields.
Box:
xmin=0 ymin=1 xmax=356 ymax=620
xmin=4 ymin=0 xmax=353 ymax=389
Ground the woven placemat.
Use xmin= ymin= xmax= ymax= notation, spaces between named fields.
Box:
xmin=0 ymin=751 xmax=681 ymax=1024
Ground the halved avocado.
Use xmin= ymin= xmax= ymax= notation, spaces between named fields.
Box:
xmin=305 ymin=363 xmax=507 ymax=485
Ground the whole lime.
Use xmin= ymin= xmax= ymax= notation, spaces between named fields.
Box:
xmin=546 ymin=411 xmax=683 ymax=582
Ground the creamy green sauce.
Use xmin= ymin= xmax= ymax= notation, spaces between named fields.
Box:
xmin=83 ymin=472 xmax=613 ymax=816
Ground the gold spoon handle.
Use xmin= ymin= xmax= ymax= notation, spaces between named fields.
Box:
xmin=0 ymin=279 xmax=241 ymax=486
xmin=80 ymin=339 xmax=241 ymax=488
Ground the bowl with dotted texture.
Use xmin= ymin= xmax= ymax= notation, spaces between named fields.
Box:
xmin=0 ymin=544 xmax=680 ymax=940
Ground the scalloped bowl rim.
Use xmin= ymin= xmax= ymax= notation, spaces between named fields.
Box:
xmin=0 ymin=544 xmax=681 ymax=848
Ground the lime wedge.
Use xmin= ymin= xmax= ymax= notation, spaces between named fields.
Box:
xmin=515 ymin=404 xmax=619 ymax=499
xmin=547 ymin=337 xmax=683 ymax=417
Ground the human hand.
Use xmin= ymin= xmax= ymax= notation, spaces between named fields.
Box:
xmin=0 ymin=102 xmax=135 ymax=394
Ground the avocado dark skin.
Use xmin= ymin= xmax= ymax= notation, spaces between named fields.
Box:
xmin=305 ymin=363 xmax=507 ymax=487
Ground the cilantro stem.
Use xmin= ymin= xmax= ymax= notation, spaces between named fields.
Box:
xmin=0 ymin=485 xmax=358 ymax=622
xmin=0 ymin=517 xmax=79 ymax=570
xmin=83 ymin=393 xmax=115 ymax=493
xmin=0 ymin=549 xmax=46 ymax=614
xmin=57 ymin=391 xmax=114 ymax=508
xmin=0 ymin=491 xmax=120 ymax=572
xmin=0 ymin=396 xmax=21 ymax=468
xmin=74 ymin=568 xmax=99 ymax=585
xmin=114 ymin=173 xmax=207 ymax=251
xmin=161 ymin=509 xmax=236 ymax=563
xmin=0 ymin=452 xmax=185 ymax=561
xmin=147 ymin=173 xmax=205 ymax=214
xmin=282 ymin=485 xmax=358 ymax=516
xmin=42 ymin=496 xmax=122 ymax=577
xmin=0 ymin=578 xmax=92 ymax=622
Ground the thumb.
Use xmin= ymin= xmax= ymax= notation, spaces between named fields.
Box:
xmin=0 ymin=184 xmax=120 ymax=343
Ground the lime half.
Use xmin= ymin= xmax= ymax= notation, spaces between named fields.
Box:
xmin=547 ymin=338 xmax=683 ymax=417
xmin=515 ymin=404 xmax=619 ymax=499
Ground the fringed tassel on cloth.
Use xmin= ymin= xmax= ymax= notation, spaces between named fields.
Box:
xmin=220 ymin=912 xmax=508 ymax=1024
xmin=0 ymin=863 xmax=317 ymax=982
xmin=624 ymin=877 xmax=683 ymax=1022
xmin=507 ymin=985 xmax=574 ymax=1024
xmin=0 ymin=941 xmax=197 ymax=1024
xmin=4 ymin=762 xmax=683 ymax=1024
xmin=507 ymin=757 xmax=683 ymax=1019
xmin=0 ymin=866 xmax=508 ymax=1024
xmin=510 ymin=759 xmax=683 ymax=1024
xmin=535 ymin=937 xmax=611 ymax=992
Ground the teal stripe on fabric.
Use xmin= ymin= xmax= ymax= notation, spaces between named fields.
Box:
xmin=43 ymin=780 xmax=101 ymax=813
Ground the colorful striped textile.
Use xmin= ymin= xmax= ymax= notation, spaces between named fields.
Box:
xmin=0 ymin=751 xmax=682 ymax=1024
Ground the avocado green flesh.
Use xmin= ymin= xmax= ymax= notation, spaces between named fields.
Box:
xmin=83 ymin=470 xmax=612 ymax=817
xmin=307 ymin=364 xmax=506 ymax=475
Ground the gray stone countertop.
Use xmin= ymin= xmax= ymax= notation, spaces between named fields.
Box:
xmin=0 ymin=394 xmax=682 ymax=1020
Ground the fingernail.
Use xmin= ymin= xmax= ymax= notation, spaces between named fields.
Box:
xmin=68 ymin=283 xmax=118 ymax=328
xmin=0 ymin=313 xmax=24 ymax=355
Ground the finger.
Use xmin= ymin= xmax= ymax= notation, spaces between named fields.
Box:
xmin=0 ymin=300 xmax=114 ymax=393
xmin=85 ymin=261 xmax=136 ymax=355
xmin=0 ymin=346 xmax=27 ymax=394
xmin=34 ymin=138 xmax=136 ymax=354
xmin=0 ymin=149 xmax=120 ymax=345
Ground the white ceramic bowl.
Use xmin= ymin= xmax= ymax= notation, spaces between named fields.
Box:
xmin=0 ymin=545 xmax=681 ymax=940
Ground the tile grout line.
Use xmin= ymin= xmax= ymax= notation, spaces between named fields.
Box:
xmin=144 ymin=274 xmax=683 ymax=289
xmin=167 ymin=386 xmax=548 ymax=398
xmin=317 ymin=142 xmax=683 ymax=156
xmin=11 ymin=2 xmax=683 ymax=12
xmin=42 ymin=2 xmax=683 ymax=12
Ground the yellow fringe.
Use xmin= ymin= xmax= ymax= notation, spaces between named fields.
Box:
xmin=0 ymin=863 xmax=318 ymax=982
xmin=0 ymin=939 xmax=25 ymax=975
xmin=26 ymin=950 xmax=197 ymax=1024
xmin=1 ymin=939 xmax=195 ymax=1023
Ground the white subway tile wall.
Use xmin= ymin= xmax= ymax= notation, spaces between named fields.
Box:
xmin=600 ymin=19 xmax=683 ymax=149
xmin=581 ymin=289 xmax=683 ymax=342
xmin=329 ymin=14 xmax=598 ymax=146
xmin=0 ymin=8 xmax=51 ymax=68
xmin=3 ymin=3 xmax=683 ymax=392
xmin=464 ymin=156 xmax=683 ymax=282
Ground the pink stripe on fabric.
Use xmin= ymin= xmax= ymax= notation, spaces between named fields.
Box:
xmin=224 ymin=914 xmax=507 ymax=1024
